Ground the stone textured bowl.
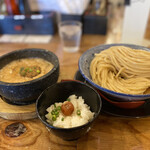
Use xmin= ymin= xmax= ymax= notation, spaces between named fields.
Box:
xmin=36 ymin=80 xmax=102 ymax=141
xmin=79 ymin=43 xmax=150 ymax=109
xmin=0 ymin=48 xmax=59 ymax=105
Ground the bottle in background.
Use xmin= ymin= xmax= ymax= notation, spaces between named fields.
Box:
xmin=4 ymin=0 xmax=20 ymax=15
xmin=0 ymin=0 xmax=7 ymax=15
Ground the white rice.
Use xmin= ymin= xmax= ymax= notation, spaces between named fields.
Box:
xmin=45 ymin=94 xmax=94 ymax=128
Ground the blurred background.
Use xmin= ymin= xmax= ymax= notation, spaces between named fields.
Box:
xmin=0 ymin=0 xmax=150 ymax=45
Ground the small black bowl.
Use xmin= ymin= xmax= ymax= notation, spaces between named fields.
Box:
xmin=36 ymin=81 xmax=102 ymax=141
xmin=0 ymin=48 xmax=59 ymax=105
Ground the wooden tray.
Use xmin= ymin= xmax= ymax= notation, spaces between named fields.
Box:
xmin=0 ymin=98 xmax=37 ymax=120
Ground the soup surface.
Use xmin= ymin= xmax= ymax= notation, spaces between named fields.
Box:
xmin=0 ymin=58 xmax=53 ymax=83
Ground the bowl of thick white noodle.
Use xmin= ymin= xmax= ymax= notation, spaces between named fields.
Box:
xmin=79 ymin=43 xmax=150 ymax=109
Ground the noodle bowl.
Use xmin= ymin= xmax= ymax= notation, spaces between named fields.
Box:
xmin=79 ymin=44 xmax=150 ymax=102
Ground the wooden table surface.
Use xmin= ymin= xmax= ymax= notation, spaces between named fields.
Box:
xmin=0 ymin=31 xmax=150 ymax=150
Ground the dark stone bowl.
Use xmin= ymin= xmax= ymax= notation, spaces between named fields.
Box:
xmin=0 ymin=48 xmax=59 ymax=105
xmin=79 ymin=43 xmax=150 ymax=109
xmin=36 ymin=81 xmax=102 ymax=141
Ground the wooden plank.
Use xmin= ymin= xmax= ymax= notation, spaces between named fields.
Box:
xmin=0 ymin=98 xmax=37 ymax=120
